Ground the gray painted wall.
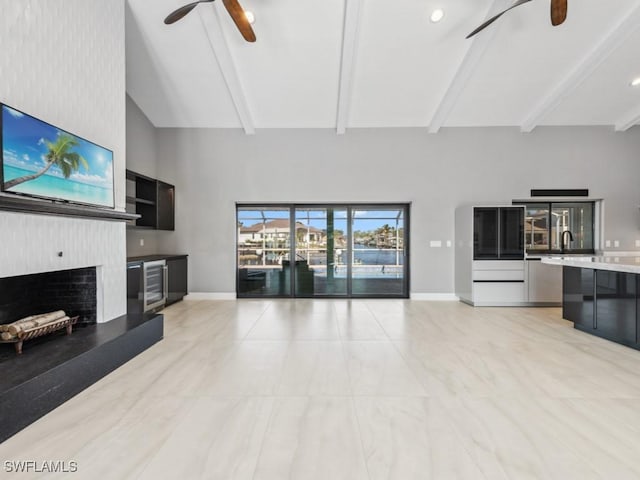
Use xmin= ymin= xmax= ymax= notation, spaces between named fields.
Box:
xmin=126 ymin=95 xmax=160 ymax=256
xmin=126 ymin=95 xmax=158 ymax=178
xmin=153 ymin=126 xmax=640 ymax=295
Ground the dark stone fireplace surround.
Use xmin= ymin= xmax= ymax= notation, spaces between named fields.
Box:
xmin=0 ymin=267 xmax=97 ymax=326
xmin=0 ymin=264 xmax=164 ymax=443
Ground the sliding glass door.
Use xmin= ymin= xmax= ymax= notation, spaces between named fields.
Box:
xmin=351 ymin=207 xmax=407 ymax=296
xmin=237 ymin=204 xmax=409 ymax=298
xmin=294 ymin=207 xmax=349 ymax=296
xmin=237 ymin=207 xmax=291 ymax=296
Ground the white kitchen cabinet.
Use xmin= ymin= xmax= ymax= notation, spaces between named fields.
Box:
xmin=526 ymin=260 xmax=562 ymax=305
xmin=455 ymin=205 xmax=527 ymax=306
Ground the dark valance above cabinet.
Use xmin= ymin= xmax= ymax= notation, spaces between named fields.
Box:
xmin=125 ymin=170 xmax=175 ymax=230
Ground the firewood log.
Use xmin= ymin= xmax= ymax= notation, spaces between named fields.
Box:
xmin=2 ymin=310 xmax=67 ymax=336
xmin=0 ymin=314 xmax=38 ymax=332
xmin=21 ymin=316 xmax=71 ymax=335
xmin=33 ymin=310 xmax=67 ymax=325
xmin=9 ymin=320 xmax=38 ymax=336
xmin=1 ymin=331 xmax=15 ymax=341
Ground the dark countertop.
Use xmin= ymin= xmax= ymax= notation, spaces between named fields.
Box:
xmin=127 ymin=254 xmax=188 ymax=263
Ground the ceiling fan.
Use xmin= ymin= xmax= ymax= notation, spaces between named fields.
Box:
xmin=164 ymin=0 xmax=256 ymax=42
xmin=466 ymin=0 xmax=567 ymax=39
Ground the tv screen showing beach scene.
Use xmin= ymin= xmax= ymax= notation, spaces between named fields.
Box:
xmin=1 ymin=104 xmax=114 ymax=208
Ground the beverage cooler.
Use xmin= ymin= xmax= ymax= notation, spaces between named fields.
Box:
xmin=473 ymin=207 xmax=524 ymax=260
xmin=143 ymin=260 xmax=168 ymax=312
xmin=127 ymin=259 xmax=168 ymax=314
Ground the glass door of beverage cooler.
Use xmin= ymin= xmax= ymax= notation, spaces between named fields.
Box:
xmin=143 ymin=260 xmax=167 ymax=312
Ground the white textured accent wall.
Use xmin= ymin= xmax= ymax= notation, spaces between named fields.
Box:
xmin=0 ymin=213 xmax=126 ymax=322
xmin=0 ymin=0 xmax=127 ymax=321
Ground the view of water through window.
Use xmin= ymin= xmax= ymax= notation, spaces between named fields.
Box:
xmin=237 ymin=205 xmax=409 ymax=298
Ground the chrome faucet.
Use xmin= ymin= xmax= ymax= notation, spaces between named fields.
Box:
xmin=561 ymin=230 xmax=574 ymax=253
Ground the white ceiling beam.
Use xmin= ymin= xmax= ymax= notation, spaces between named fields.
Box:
xmin=198 ymin=6 xmax=255 ymax=134
xmin=428 ymin=0 xmax=510 ymax=134
xmin=615 ymin=104 xmax=640 ymax=132
xmin=521 ymin=4 xmax=640 ymax=133
xmin=336 ymin=0 xmax=363 ymax=135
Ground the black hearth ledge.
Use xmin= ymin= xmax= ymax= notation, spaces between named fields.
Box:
xmin=0 ymin=313 xmax=163 ymax=443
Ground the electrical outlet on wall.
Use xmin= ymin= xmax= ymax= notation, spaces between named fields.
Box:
xmin=635 ymin=240 xmax=640 ymax=248
xmin=605 ymin=240 xmax=611 ymax=248
xmin=139 ymin=238 xmax=144 ymax=247
xmin=614 ymin=240 xmax=620 ymax=248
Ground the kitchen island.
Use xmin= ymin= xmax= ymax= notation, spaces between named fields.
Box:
xmin=542 ymin=256 xmax=640 ymax=350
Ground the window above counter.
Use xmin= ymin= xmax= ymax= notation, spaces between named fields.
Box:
xmin=512 ymin=201 xmax=596 ymax=255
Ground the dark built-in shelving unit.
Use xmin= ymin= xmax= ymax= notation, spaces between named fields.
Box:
xmin=126 ymin=170 xmax=175 ymax=230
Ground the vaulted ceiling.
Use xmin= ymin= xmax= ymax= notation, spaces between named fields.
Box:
xmin=126 ymin=0 xmax=640 ymax=134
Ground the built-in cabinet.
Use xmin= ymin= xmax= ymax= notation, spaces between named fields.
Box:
xmin=126 ymin=170 xmax=175 ymax=230
xmin=127 ymin=255 xmax=188 ymax=314
xmin=473 ymin=207 xmax=525 ymax=260
xmin=563 ymin=266 xmax=640 ymax=350
xmin=456 ymin=205 xmax=526 ymax=306
xmin=562 ymin=266 xmax=595 ymax=329
xmin=166 ymin=256 xmax=188 ymax=305
xmin=596 ymin=270 xmax=636 ymax=344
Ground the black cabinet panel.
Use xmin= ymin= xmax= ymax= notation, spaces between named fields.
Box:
xmin=167 ymin=257 xmax=188 ymax=305
xmin=126 ymin=263 xmax=143 ymax=314
xmin=473 ymin=207 xmax=524 ymax=260
xmin=563 ymin=266 xmax=640 ymax=350
xmin=563 ymin=266 xmax=594 ymax=329
xmin=474 ymin=208 xmax=498 ymax=259
xmin=157 ymin=181 xmax=175 ymax=231
xmin=596 ymin=271 xmax=636 ymax=345
xmin=500 ymin=207 xmax=525 ymax=259
xmin=637 ymin=280 xmax=640 ymax=347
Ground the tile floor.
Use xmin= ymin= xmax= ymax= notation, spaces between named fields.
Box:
xmin=3 ymin=299 xmax=640 ymax=479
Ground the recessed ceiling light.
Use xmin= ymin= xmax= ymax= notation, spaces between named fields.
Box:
xmin=244 ymin=10 xmax=255 ymax=25
xmin=631 ymin=77 xmax=640 ymax=87
xmin=430 ymin=8 xmax=445 ymax=23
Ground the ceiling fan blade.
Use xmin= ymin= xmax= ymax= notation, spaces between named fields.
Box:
xmin=550 ymin=0 xmax=568 ymax=26
xmin=466 ymin=0 xmax=533 ymax=39
xmin=222 ymin=0 xmax=256 ymax=42
xmin=164 ymin=0 xmax=215 ymax=25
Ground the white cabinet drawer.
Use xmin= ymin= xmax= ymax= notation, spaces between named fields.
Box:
xmin=473 ymin=270 xmax=525 ymax=281
xmin=473 ymin=260 xmax=524 ymax=271
xmin=473 ymin=282 xmax=525 ymax=304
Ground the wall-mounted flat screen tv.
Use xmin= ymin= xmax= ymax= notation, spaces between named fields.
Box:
xmin=0 ymin=104 xmax=114 ymax=208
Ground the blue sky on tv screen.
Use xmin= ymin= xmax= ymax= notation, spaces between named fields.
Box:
xmin=2 ymin=105 xmax=113 ymax=190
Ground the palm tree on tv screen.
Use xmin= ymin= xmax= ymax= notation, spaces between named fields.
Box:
xmin=4 ymin=134 xmax=89 ymax=190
